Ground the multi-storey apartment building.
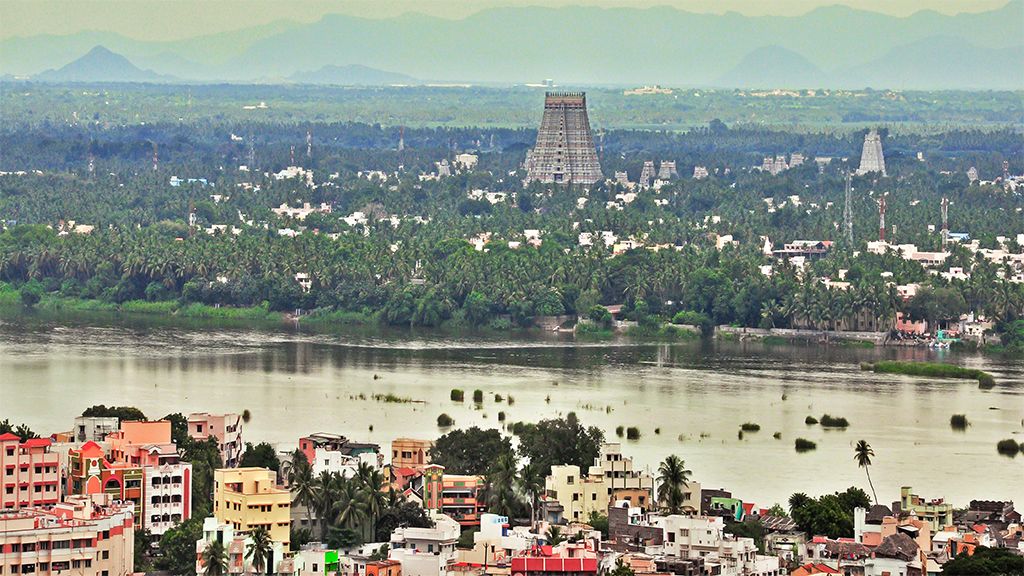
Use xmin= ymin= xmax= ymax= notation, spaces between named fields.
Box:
xmin=0 ymin=433 xmax=61 ymax=509
xmin=71 ymin=416 xmax=119 ymax=443
xmin=67 ymin=420 xmax=192 ymax=536
xmin=213 ymin=467 xmax=291 ymax=546
xmin=0 ymin=493 xmax=134 ymax=576
xmin=195 ymin=516 xmax=293 ymax=575
xmin=423 ymin=465 xmax=486 ymax=526
xmin=66 ymin=441 xmax=145 ymax=525
xmin=188 ymin=412 xmax=244 ymax=468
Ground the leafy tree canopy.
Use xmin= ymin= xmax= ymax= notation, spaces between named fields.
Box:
xmin=428 ymin=427 xmax=513 ymax=475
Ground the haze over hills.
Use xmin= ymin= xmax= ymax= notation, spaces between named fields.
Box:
xmin=2 ymin=0 xmax=1021 ymax=88
xmin=290 ymin=64 xmax=418 ymax=85
xmin=34 ymin=46 xmax=171 ymax=83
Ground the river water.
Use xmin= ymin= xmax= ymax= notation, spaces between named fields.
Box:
xmin=1 ymin=314 xmax=1021 ymax=508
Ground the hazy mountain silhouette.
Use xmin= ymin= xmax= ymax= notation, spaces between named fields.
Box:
xmin=841 ymin=36 xmax=1024 ymax=90
xmin=289 ymin=64 xmax=418 ymax=85
xmin=717 ymin=46 xmax=830 ymax=88
xmin=35 ymin=46 xmax=171 ymax=83
xmin=4 ymin=1 xmax=1021 ymax=88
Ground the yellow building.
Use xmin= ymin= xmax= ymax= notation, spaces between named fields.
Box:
xmin=213 ymin=467 xmax=291 ymax=545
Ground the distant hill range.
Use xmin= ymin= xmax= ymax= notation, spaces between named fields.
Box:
xmin=3 ymin=0 xmax=1021 ymax=89
xmin=289 ymin=64 xmax=417 ymax=85
xmin=35 ymin=46 xmax=172 ymax=83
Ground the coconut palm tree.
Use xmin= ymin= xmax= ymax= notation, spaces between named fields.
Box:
xmin=485 ymin=452 xmax=520 ymax=518
xmin=360 ymin=468 xmax=389 ymax=541
xmin=202 ymin=540 xmax=229 ymax=576
xmin=854 ymin=440 xmax=878 ymax=505
xmin=518 ymin=462 xmax=544 ymax=527
xmin=290 ymin=459 xmax=316 ymax=529
xmin=657 ymin=455 xmax=692 ymax=514
xmin=332 ymin=479 xmax=368 ymax=534
xmin=545 ymin=525 xmax=565 ymax=546
xmin=245 ymin=526 xmax=273 ymax=575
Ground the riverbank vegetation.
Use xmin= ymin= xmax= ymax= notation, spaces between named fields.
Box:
xmin=864 ymin=361 xmax=997 ymax=388
xmin=1 ymin=92 xmax=1022 ymax=345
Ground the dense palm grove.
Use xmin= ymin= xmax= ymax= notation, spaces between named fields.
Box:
xmin=1 ymin=88 xmax=1023 ymax=344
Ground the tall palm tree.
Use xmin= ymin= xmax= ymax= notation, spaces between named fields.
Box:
xmin=245 ymin=526 xmax=273 ymax=575
xmin=854 ymin=440 xmax=878 ymax=505
xmin=485 ymin=452 xmax=520 ymax=518
xmin=290 ymin=460 xmax=317 ymax=532
xmin=313 ymin=470 xmax=336 ymax=540
xmin=657 ymin=455 xmax=692 ymax=515
xmin=333 ymin=479 xmax=368 ymax=535
xmin=202 ymin=540 xmax=229 ymax=576
xmin=517 ymin=462 xmax=544 ymax=527
xmin=361 ymin=469 xmax=389 ymax=541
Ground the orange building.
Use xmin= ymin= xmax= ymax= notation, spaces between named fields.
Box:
xmin=67 ymin=420 xmax=192 ymax=536
xmin=391 ymin=438 xmax=432 ymax=470
xmin=423 ymin=465 xmax=486 ymax=526
xmin=67 ymin=441 xmax=145 ymax=522
xmin=364 ymin=559 xmax=402 ymax=576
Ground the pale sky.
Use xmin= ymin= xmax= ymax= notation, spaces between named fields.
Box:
xmin=1 ymin=0 xmax=1011 ymax=41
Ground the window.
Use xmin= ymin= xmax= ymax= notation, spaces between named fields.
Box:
xmin=592 ymin=493 xmax=597 ymax=501
xmin=667 ymin=532 xmax=675 ymax=543
xmin=566 ymin=476 xmax=574 ymax=484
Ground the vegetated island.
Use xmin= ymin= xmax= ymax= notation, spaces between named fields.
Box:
xmin=861 ymin=360 xmax=996 ymax=389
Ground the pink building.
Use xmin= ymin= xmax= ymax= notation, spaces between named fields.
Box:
xmin=188 ymin=412 xmax=244 ymax=468
xmin=895 ymin=312 xmax=927 ymax=335
xmin=102 ymin=420 xmax=192 ymax=536
xmin=0 ymin=493 xmax=135 ymax=575
xmin=0 ymin=433 xmax=61 ymax=509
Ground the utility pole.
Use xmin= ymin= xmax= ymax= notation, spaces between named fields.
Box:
xmin=878 ymin=195 xmax=887 ymax=242
xmin=941 ymin=197 xmax=949 ymax=247
xmin=843 ymin=170 xmax=853 ymax=248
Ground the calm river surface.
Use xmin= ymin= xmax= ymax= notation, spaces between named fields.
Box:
xmin=1 ymin=314 xmax=1021 ymax=507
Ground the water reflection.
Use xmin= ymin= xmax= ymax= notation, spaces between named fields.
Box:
xmin=1 ymin=313 xmax=1021 ymax=506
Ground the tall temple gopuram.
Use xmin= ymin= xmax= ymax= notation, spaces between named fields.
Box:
xmin=525 ymin=92 xmax=602 ymax=184
xmin=856 ymin=128 xmax=887 ymax=176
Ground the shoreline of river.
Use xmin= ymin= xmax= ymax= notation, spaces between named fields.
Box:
xmin=1 ymin=294 xmax=1019 ymax=356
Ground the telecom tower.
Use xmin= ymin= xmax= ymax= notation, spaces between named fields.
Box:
xmin=843 ymin=170 xmax=853 ymax=247
xmin=152 ymin=142 xmax=158 ymax=171
xmin=398 ymin=127 xmax=405 ymax=152
xmin=248 ymin=135 xmax=256 ymax=168
xmin=306 ymin=130 xmax=312 ymax=159
xmin=290 ymin=145 xmax=295 ymax=166
xmin=941 ymin=197 xmax=949 ymax=246
xmin=878 ymin=195 xmax=887 ymax=242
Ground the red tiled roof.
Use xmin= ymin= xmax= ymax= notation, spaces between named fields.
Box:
xmin=0 ymin=433 xmax=20 ymax=442
xmin=794 ymin=563 xmax=841 ymax=575
xmin=22 ymin=438 xmax=52 ymax=448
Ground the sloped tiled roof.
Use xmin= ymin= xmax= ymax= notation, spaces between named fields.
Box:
xmin=875 ymin=532 xmax=919 ymax=562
